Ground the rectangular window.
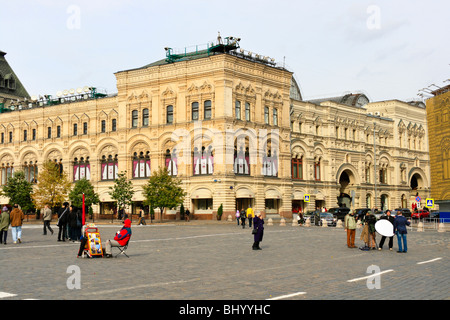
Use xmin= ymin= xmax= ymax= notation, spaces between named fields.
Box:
xmin=32 ymin=129 xmax=36 ymax=141
xmin=132 ymin=110 xmax=138 ymax=128
xmin=192 ymin=102 xmax=199 ymax=121
xmin=167 ymin=105 xmax=173 ymax=124
xmin=57 ymin=126 xmax=61 ymax=138
xmin=245 ymin=102 xmax=250 ymax=121
xmin=23 ymin=130 xmax=27 ymax=141
xmin=204 ymin=100 xmax=212 ymax=120
xmin=112 ymin=119 xmax=117 ymax=132
xmin=273 ymin=108 xmax=278 ymax=126
xmin=9 ymin=132 xmax=12 ymax=143
xmin=235 ymin=100 xmax=241 ymax=120
xmin=47 ymin=127 xmax=51 ymax=139
xmin=73 ymin=124 xmax=77 ymax=136
xmin=101 ymin=120 xmax=106 ymax=133
xmin=83 ymin=122 xmax=88 ymax=135
xmin=1 ymin=133 xmax=4 ymax=144
xmin=264 ymin=106 xmax=269 ymax=124
xmin=142 ymin=108 xmax=149 ymax=126
xmin=291 ymin=157 xmax=303 ymax=180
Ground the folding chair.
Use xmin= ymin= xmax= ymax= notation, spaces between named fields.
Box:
xmin=114 ymin=239 xmax=130 ymax=258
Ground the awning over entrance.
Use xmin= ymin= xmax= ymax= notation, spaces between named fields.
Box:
xmin=236 ymin=188 xmax=255 ymax=198
xmin=265 ymin=189 xmax=281 ymax=199
xmin=292 ymin=191 xmax=305 ymax=200
xmin=191 ymin=188 xmax=213 ymax=199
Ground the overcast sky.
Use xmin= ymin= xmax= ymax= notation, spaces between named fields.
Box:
xmin=1 ymin=0 xmax=449 ymax=102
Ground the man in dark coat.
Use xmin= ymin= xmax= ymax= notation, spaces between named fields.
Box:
xmin=57 ymin=202 xmax=69 ymax=241
xmin=394 ymin=211 xmax=411 ymax=253
xmin=252 ymin=212 xmax=264 ymax=250
xmin=378 ymin=210 xmax=395 ymax=250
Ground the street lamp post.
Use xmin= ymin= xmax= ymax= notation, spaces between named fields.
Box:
xmin=373 ymin=122 xmax=377 ymax=210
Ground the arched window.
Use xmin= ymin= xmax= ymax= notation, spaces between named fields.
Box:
xmin=291 ymin=156 xmax=303 ymax=180
xmin=193 ymin=146 xmax=214 ymax=175
xmin=0 ymin=163 xmax=14 ymax=185
xmin=132 ymin=151 xmax=151 ymax=178
xmin=101 ymin=154 xmax=118 ymax=181
xmin=262 ymin=144 xmax=278 ymax=177
xmin=314 ymin=159 xmax=321 ymax=181
xmin=165 ymin=149 xmax=177 ymax=176
xmin=166 ymin=105 xmax=173 ymax=124
xmin=234 ymin=139 xmax=250 ymax=175
xmin=23 ymin=161 xmax=38 ymax=183
xmin=73 ymin=157 xmax=91 ymax=181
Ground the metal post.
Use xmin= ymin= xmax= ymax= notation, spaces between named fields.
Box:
xmin=373 ymin=122 xmax=377 ymax=210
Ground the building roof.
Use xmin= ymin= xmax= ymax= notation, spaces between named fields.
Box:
xmin=306 ymin=93 xmax=369 ymax=108
xmin=0 ymin=51 xmax=30 ymax=101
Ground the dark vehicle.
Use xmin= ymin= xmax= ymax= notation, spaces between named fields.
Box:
xmin=392 ymin=208 xmax=412 ymax=218
xmin=355 ymin=208 xmax=371 ymax=221
xmin=311 ymin=212 xmax=337 ymax=227
xmin=327 ymin=207 xmax=350 ymax=221
xmin=428 ymin=210 xmax=440 ymax=221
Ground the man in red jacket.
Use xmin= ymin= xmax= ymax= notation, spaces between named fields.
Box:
xmin=104 ymin=218 xmax=132 ymax=258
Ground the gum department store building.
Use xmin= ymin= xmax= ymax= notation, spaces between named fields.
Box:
xmin=0 ymin=38 xmax=431 ymax=220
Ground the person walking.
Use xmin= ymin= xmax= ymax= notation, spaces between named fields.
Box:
xmin=235 ymin=209 xmax=240 ymax=226
xmin=344 ymin=210 xmax=357 ymax=248
xmin=10 ymin=204 xmax=24 ymax=244
xmin=57 ymin=202 xmax=69 ymax=241
xmin=247 ymin=205 xmax=254 ymax=228
xmin=240 ymin=208 xmax=246 ymax=229
xmin=378 ymin=210 xmax=395 ymax=251
xmin=42 ymin=204 xmax=54 ymax=236
xmin=0 ymin=206 xmax=10 ymax=245
xmin=394 ymin=210 xmax=411 ymax=253
xmin=252 ymin=212 xmax=264 ymax=250
xmin=137 ymin=208 xmax=146 ymax=225
xmin=185 ymin=208 xmax=190 ymax=222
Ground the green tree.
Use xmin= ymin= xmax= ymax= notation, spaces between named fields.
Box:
xmin=32 ymin=160 xmax=72 ymax=211
xmin=108 ymin=171 xmax=134 ymax=217
xmin=1 ymin=171 xmax=34 ymax=213
xmin=142 ymin=166 xmax=185 ymax=221
xmin=69 ymin=178 xmax=100 ymax=212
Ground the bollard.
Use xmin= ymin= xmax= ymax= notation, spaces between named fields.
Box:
xmin=321 ymin=219 xmax=328 ymax=228
xmin=336 ymin=220 xmax=343 ymax=228
xmin=438 ymin=222 xmax=445 ymax=232
xmin=280 ymin=217 xmax=286 ymax=226
xmin=227 ymin=214 xmax=232 ymax=222
xmin=305 ymin=218 xmax=311 ymax=227
xmin=292 ymin=218 xmax=297 ymax=226
xmin=268 ymin=218 xmax=273 ymax=226
xmin=417 ymin=221 xmax=424 ymax=232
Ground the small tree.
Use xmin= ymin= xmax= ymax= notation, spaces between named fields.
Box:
xmin=69 ymin=178 xmax=99 ymax=216
xmin=32 ymin=161 xmax=72 ymax=211
xmin=217 ymin=203 xmax=223 ymax=220
xmin=142 ymin=167 xmax=185 ymax=222
xmin=2 ymin=171 xmax=34 ymax=213
xmin=109 ymin=171 xmax=134 ymax=218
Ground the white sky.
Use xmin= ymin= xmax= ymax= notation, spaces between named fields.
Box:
xmin=1 ymin=0 xmax=449 ymax=102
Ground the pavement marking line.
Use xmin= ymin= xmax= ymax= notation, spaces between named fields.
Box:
xmin=0 ymin=292 xmax=18 ymax=299
xmin=267 ymin=292 xmax=306 ymax=300
xmin=347 ymin=269 xmax=394 ymax=283
xmin=89 ymin=278 xmax=201 ymax=296
xmin=417 ymin=257 xmax=442 ymax=265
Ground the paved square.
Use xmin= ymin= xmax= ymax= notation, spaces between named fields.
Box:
xmin=0 ymin=220 xmax=448 ymax=301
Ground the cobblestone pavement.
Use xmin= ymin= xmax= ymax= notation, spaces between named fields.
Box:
xmin=0 ymin=220 xmax=448 ymax=301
